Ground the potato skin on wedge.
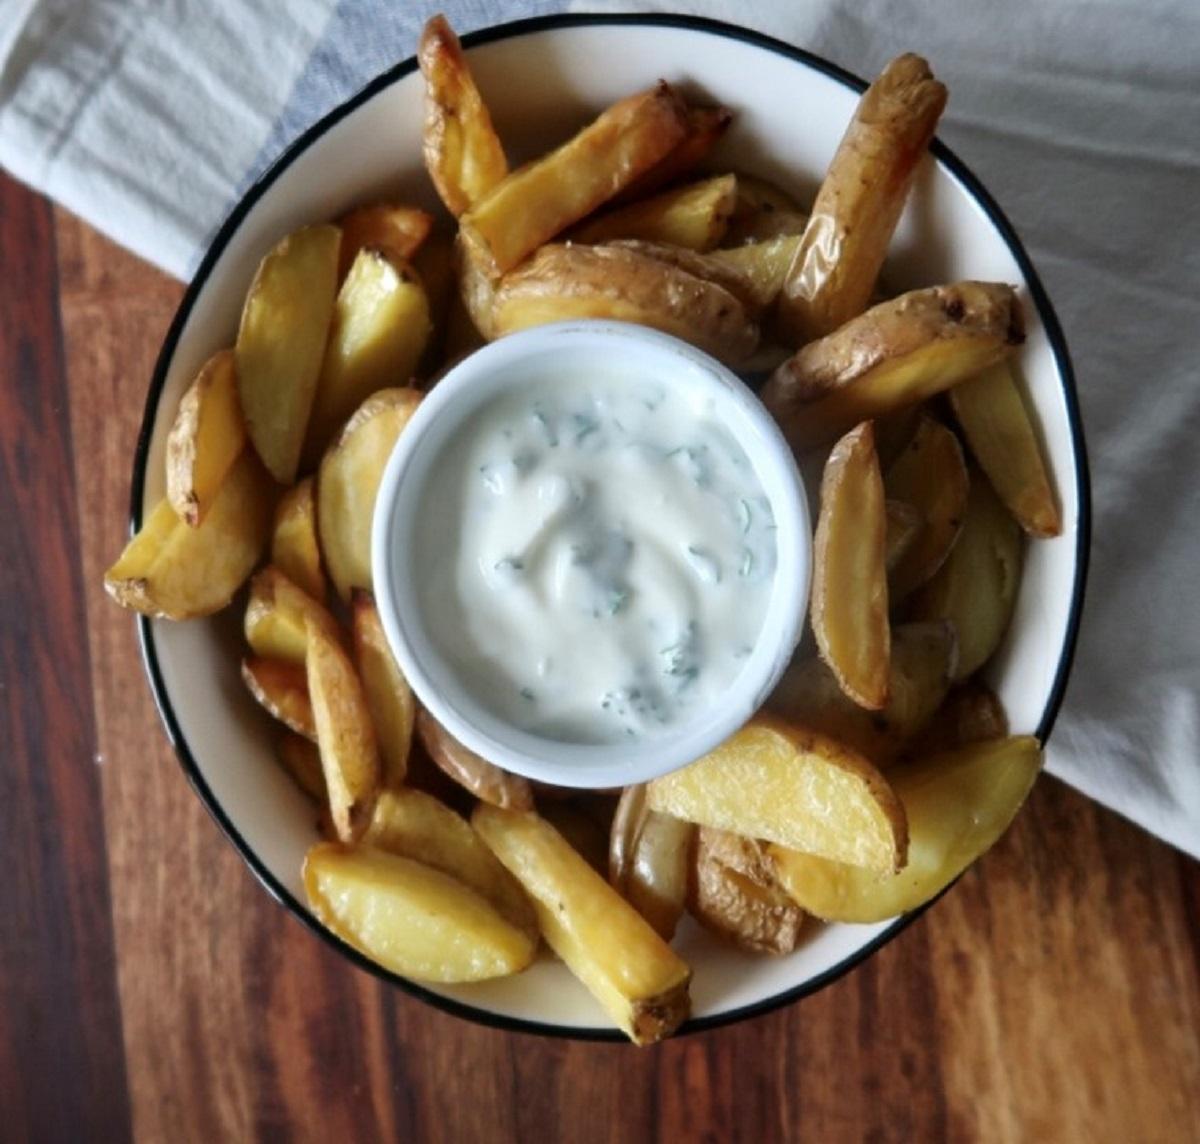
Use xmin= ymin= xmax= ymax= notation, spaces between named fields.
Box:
xmin=241 ymin=657 xmax=316 ymax=740
xmin=609 ymin=785 xmax=693 ymax=941
xmin=415 ymin=709 xmax=533 ymax=811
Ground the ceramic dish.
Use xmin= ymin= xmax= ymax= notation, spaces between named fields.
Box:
xmin=130 ymin=14 xmax=1089 ymax=1039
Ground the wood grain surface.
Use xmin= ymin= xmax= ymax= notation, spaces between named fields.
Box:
xmin=2 ymin=170 xmax=1198 ymax=1142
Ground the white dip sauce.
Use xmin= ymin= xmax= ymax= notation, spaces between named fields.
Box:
xmin=414 ymin=375 xmax=777 ymax=745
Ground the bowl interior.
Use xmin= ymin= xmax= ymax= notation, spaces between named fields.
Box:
xmin=137 ymin=18 xmax=1084 ymax=1036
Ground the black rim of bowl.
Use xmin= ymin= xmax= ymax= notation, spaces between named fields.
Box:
xmin=129 ymin=13 xmax=1092 ymax=1043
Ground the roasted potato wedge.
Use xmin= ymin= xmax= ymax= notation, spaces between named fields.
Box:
xmin=304 ymin=843 xmax=536 ymax=981
xmin=415 ymin=709 xmax=534 ymax=811
xmin=165 ymin=348 xmax=245 ymax=527
xmin=689 ymin=827 xmax=806 ymax=954
xmin=491 ymin=242 xmax=759 ymax=368
xmin=777 ymin=54 xmax=947 ymax=343
xmin=105 ymin=450 xmax=274 ymax=619
xmin=884 ymin=415 xmax=969 ymax=600
xmin=885 ymin=499 xmax=923 ymax=573
xmin=905 ymin=680 xmax=1009 ymax=758
xmin=270 ymin=478 xmax=325 ymax=602
xmin=614 ymin=104 xmax=733 ymax=203
xmin=768 ymin=621 xmax=956 ymax=766
xmin=707 ymin=234 xmax=804 ymax=310
xmin=276 ymin=732 xmax=327 ymax=801
xmin=316 ymin=387 xmax=422 ymax=601
xmin=910 ymin=472 xmax=1023 ymax=680
xmin=949 ymin=360 xmax=1062 ymax=537
xmin=812 ymin=422 xmax=890 ymax=710
xmin=242 ymin=656 xmax=316 ymax=740
xmin=572 ymin=174 xmax=737 ymax=251
xmin=235 ymin=224 xmax=340 ymax=483
xmin=762 ymin=281 xmax=1024 ymax=451
xmin=337 ymin=203 xmax=433 ymax=279
xmin=609 ymin=785 xmax=694 ymax=940
xmin=419 ymin=14 xmax=509 ymax=217
xmin=460 ymin=82 xmax=689 ymax=277
xmin=244 ymin=564 xmax=340 ymax=665
xmin=473 ymin=805 xmax=692 ymax=1045
xmin=601 ymin=240 xmax=761 ymax=313
xmin=306 ymin=615 xmax=380 ymax=843
xmin=351 ymin=592 xmax=415 ymax=788
xmin=771 ymin=736 xmax=1041 ymax=922
xmin=646 ymin=714 xmax=908 ymax=872
xmin=363 ymin=788 xmax=537 ymax=940
xmin=723 ymin=174 xmax=809 ymax=246
xmin=302 ymin=248 xmax=432 ymax=468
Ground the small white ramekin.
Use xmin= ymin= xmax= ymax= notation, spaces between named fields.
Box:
xmin=372 ymin=320 xmax=810 ymax=788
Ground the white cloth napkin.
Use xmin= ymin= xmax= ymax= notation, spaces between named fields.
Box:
xmin=3 ymin=0 xmax=1197 ymax=857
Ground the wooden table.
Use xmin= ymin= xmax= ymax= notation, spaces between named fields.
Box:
xmin=3 ymin=169 xmax=1198 ymax=1143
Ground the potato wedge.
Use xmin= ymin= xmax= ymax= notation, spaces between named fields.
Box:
xmin=614 ymin=104 xmax=733 ymax=203
xmin=244 ymin=565 xmax=340 ymax=666
xmin=905 ymin=680 xmax=1009 ymax=758
xmin=454 ymin=232 xmax=499 ymax=342
xmin=572 ymin=174 xmax=737 ymax=251
xmin=316 ymin=387 xmax=422 ymax=601
xmin=873 ymin=403 xmax=924 ymax=469
xmin=707 ymin=235 xmax=803 ymax=310
xmin=302 ymin=249 xmax=432 ymax=468
xmin=165 ymin=349 xmax=245 ymax=527
xmin=689 ymin=827 xmax=806 ymax=954
xmin=270 ymin=478 xmax=325 ymax=601
xmin=609 ymin=785 xmax=694 ymax=940
xmin=235 ymin=224 xmax=340 ymax=483
xmin=777 ymin=54 xmax=947 ymax=343
xmin=306 ymin=615 xmax=380 ymax=843
xmin=910 ymin=473 xmax=1023 ymax=680
xmin=242 ymin=657 xmax=316 ymax=740
xmin=460 ymin=83 xmax=689 ymax=277
xmin=884 ymin=415 xmax=969 ymax=600
xmin=768 ymin=621 xmax=956 ymax=766
xmin=276 ymin=732 xmax=327 ymax=801
xmin=646 ymin=715 xmax=908 ymax=872
xmin=491 ymin=243 xmax=759 ymax=368
xmin=304 ymin=843 xmax=535 ymax=982
xmin=415 ymin=709 xmax=534 ymax=811
xmin=105 ymin=450 xmax=274 ymax=619
xmin=337 ymin=203 xmax=433 ymax=280
xmin=363 ymin=788 xmax=536 ymax=940
xmin=762 ymin=282 xmax=1024 ymax=451
xmin=473 ymin=805 xmax=691 ymax=1045
xmin=351 ymin=592 xmax=415 ymax=788
xmin=885 ymin=499 xmax=923 ymax=573
xmin=723 ymin=175 xmax=809 ymax=246
xmin=949 ymin=360 xmax=1062 ymax=537
xmin=811 ymin=422 xmax=890 ymax=710
xmin=771 ymin=736 xmax=1041 ymax=922
xmin=419 ymin=14 xmax=508 ymax=217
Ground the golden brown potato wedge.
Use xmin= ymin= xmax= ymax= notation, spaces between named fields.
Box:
xmin=910 ymin=473 xmax=1023 ymax=680
xmin=276 ymin=732 xmax=327 ymax=801
xmin=572 ymin=174 xmax=738 ymax=251
xmin=768 ymin=621 xmax=957 ymax=766
xmin=302 ymin=249 xmax=432 ymax=468
xmin=723 ymin=174 xmax=809 ymax=246
xmin=235 ymin=224 xmax=340 ymax=483
xmin=688 ymin=827 xmax=806 ymax=954
xmin=304 ymin=842 xmax=536 ymax=982
xmin=600 ymin=239 xmax=761 ymax=313
xmin=415 ymin=709 xmax=534 ymax=811
xmin=646 ymin=714 xmax=908 ymax=872
xmin=949 ymin=360 xmax=1062 ymax=538
xmin=270 ymin=478 xmax=325 ymax=602
xmin=419 ymin=14 xmax=509 ymax=217
xmin=873 ymin=403 xmax=924 ymax=469
xmin=337 ymin=203 xmax=433 ymax=280
xmin=242 ymin=657 xmax=316 ymax=740
xmin=473 ymin=805 xmax=691 ymax=1045
xmin=244 ymin=564 xmax=340 ymax=666
xmin=905 ymin=680 xmax=1009 ymax=758
xmin=363 ymin=788 xmax=537 ymax=940
xmin=105 ymin=450 xmax=274 ymax=619
xmin=762 ymin=281 xmax=1024 ymax=451
xmin=491 ymin=243 xmax=759 ymax=368
xmin=613 ymin=104 xmax=733 ymax=203
xmin=771 ymin=736 xmax=1041 ymax=922
xmin=165 ymin=348 xmax=245 ymax=527
xmin=609 ymin=785 xmax=694 ymax=941
xmin=316 ymin=387 xmax=422 ymax=601
xmin=777 ymin=54 xmax=947 ymax=343
xmin=811 ymin=422 xmax=890 ymax=710
xmin=454 ymin=231 xmax=499 ymax=342
xmin=460 ymin=83 xmax=689 ymax=277
xmin=884 ymin=415 xmax=969 ymax=600
xmin=351 ymin=592 xmax=415 ymax=789
xmin=707 ymin=235 xmax=803 ymax=310
xmin=885 ymin=499 xmax=923 ymax=573
xmin=306 ymin=615 xmax=380 ymax=843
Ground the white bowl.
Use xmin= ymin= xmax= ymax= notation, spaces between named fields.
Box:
xmin=371 ymin=320 xmax=811 ymax=789
xmin=131 ymin=15 xmax=1089 ymax=1038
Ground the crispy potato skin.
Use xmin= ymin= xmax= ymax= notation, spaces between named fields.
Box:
xmin=415 ymin=709 xmax=534 ymax=811
xmin=609 ymin=785 xmax=693 ymax=940
xmin=777 ymin=54 xmax=947 ymax=343
xmin=242 ymin=657 xmax=316 ymax=740
xmin=336 ymin=204 xmax=433 ymax=280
